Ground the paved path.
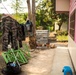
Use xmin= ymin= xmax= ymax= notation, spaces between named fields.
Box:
xmin=21 ymin=49 xmax=55 ymax=75
xmin=51 ymin=46 xmax=74 ymax=75
xmin=0 ymin=45 xmax=74 ymax=75
xmin=20 ymin=46 xmax=74 ymax=75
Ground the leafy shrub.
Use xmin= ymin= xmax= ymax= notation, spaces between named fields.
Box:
xmin=56 ymin=35 xmax=68 ymax=42
xmin=56 ymin=30 xmax=68 ymax=36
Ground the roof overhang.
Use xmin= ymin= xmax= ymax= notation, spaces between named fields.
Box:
xmin=55 ymin=0 xmax=70 ymax=13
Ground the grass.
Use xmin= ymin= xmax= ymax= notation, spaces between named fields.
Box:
xmin=56 ymin=35 xmax=68 ymax=42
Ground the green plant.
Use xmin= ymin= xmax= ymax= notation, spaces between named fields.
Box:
xmin=56 ymin=35 xmax=68 ymax=42
xmin=0 ymin=32 xmax=2 ymax=37
xmin=56 ymin=30 xmax=68 ymax=36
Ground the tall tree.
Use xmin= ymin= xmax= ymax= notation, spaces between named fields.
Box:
xmin=11 ymin=0 xmax=26 ymax=22
xmin=36 ymin=0 xmax=53 ymax=29
xmin=11 ymin=0 xmax=23 ymax=14
xmin=32 ymin=0 xmax=36 ymax=37
xmin=57 ymin=13 xmax=69 ymax=30
xmin=36 ymin=0 xmax=69 ymax=31
xmin=27 ymin=0 xmax=31 ymax=20
xmin=28 ymin=0 xmax=36 ymax=49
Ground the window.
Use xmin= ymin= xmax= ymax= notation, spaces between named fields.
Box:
xmin=69 ymin=10 xmax=75 ymax=40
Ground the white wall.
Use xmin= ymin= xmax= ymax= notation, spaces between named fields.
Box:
xmin=68 ymin=36 xmax=76 ymax=71
xmin=55 ymin=22 xmax=67 ymax=31
xmin=61 ymin=23 xmax=68 ymax=31
xmin=55 ymin=22 xmax=59 ymax=30
xmin=56 ymin=0 xmax=70 ymax=12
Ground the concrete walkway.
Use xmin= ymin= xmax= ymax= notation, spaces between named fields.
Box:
xmin=51 ymin=46 xmax=74 ymax=75
xmin=21 ymin=49 xmax=55 ymax=75
xmin=20 ymin=46 xmax=74 ymax=75
xmin=0 ymin=43 xmax=74 ymax=75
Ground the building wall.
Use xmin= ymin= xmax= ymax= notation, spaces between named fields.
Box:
xmin=68 ymin=36 xmax=76 ymax=70
xmin=55 ymin=22 xmax=67 ymax=31
xmin=68 ymin=0 xmax=76 ymax=71
xmin=55 ymin=0 xmax=76 ymax=71
xmin=61 ymin=23 xmax=68 ymax=31
xmin=70 ymin=0 xmax=76 ymax=14
xmin=56 ymin=0 xmax=70 ymax=12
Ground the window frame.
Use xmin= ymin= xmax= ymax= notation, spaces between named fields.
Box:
xmin=69 ymin=9 xmax=75 ymax=40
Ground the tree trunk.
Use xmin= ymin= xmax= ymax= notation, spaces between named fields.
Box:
xmin=27 ymin=0 xmax=31 ymax=20
xmin=29 ymin=0 xmax=36 ymax=49
xmin=58 ymin=22 xmax=63 ymax=31
xmin=58 ymin=24 xmax=62 ymax=31
xmin=32 ymin=0 xmax=36 ymax=37
xmin=53 ymin=24 xmax=55 ymax=31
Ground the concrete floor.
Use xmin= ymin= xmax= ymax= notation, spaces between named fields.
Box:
xmin=51 ymin=46 xmax=74 ymax=75
xmin=21 ymin=49 xmax=55 ymax=75
xmin=20 ymin=46 xmax=74 ymax=75
xmin=0 ymin=43 xmax=74 ymax=75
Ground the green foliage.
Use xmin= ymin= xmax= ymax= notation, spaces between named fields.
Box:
xmin=36 ymin=0 xmax=69 ymax=30
xmin=11 ymin=0 xmax=24 ymax=14
xmin=49 ymin=26 xmax=53 ymax=31
xmin=56 ymin=30 xmax=68 ymax=41
xmin=12 ymin=13 xmax=28 ymax=23
xmin=56 ymin=13 xmax=69 ymax=30
xmin=55 ymin=30 xmax=68 ymax=41
xmin=56 ymin=30 xmax=68 ymax=36
xmin=57 ymin=13 xmax=69 ymax=22
xmin=0 ymin=32 xmax=2 ymax=37
xmin=56 ymin=35 xmax=68 ymax=42
xmin=36 ymin=0 xmax=54 ymax=29
xmin=10 ymin=0 xmax=28 ymax=23
xmin=0 ymin=14 xmax=2 ymax=20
